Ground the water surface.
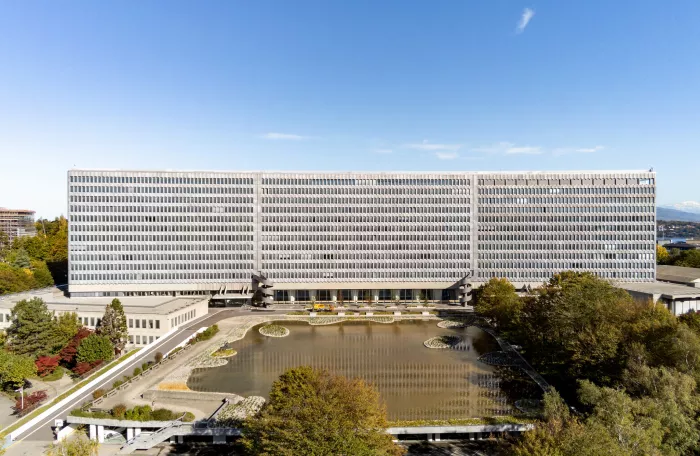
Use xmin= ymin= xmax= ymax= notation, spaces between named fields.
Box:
xmin=188 ymin=320 xmax=514 ymax=420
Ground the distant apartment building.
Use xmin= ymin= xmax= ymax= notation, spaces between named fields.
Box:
xmin=66 ymin=170 xmax=657 ymax=303
xmin=0 ymin=208 xmax=36 ymax=243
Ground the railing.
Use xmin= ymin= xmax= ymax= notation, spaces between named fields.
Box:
xmin=87 ymin=344 xmax=193 ymax=409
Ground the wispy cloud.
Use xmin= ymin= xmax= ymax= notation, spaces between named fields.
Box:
xmin=506 ymin=146 xmax=542 ymax=155
xmin=576 ymin=145 xmax=605 ymax=153
xmin=435 ymin=151 xmax=459 ymax=160
xmin=516 ymin=8 xmax=535 ymax=34
xmin=553 ymin=145 xmax=605 ymax=156
xmin=374 ymin=148 xmax=393 ymax=154
xmin=470 ymin=142 xmax=542 ymax=155
xmin=405 ymin=140 xmax=461 ymax=151
xmin=261 ymin=132 xmax=312 ymax=140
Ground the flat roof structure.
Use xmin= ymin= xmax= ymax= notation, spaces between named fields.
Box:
xmin=617 ymin=281 xmax=700 ymax=300
xmin=657 ymin=265 xmax=700 ymax=287
xmin=617 ymin=281 xmax=700 ymax=316
xmin=0 ymin=287 xmax=209 ymax=348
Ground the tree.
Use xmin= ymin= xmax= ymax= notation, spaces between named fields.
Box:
xmin=656 ymin=245 xmax=670 ymax=264
xmin=240 ymin=366 xmax=404 ymax=456
xmin=520 ymin=272 xmax=637 ymax=384
xmin=473 ymin=278 xmax=523 ymax=332
xmin=30 ymin=259 xmax=54 ymax=287
xmin=0 ymin=350 xmax=37 ymax=389
xmin=7 ymin=298 xmax=64 ymax=356
xmin=45 ymin=430 xmax=99 ymax=456
xmin=60 ymin=327 xmax=93 ymax=365
xmin=7 ymin=248 xmax=31 ymax=269
xmin=56 ymin=312 xmax=81 ymax=343
xmin=97 ymin=299 xmax=128 ymax=354
xmin=35 ymin=355 xmax=60 ymax=377
xmin=76 ymin=335 xmax=113 ymax=364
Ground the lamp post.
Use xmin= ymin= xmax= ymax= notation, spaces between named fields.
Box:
xmin=15 ymin=385 xmax=23 ymax=411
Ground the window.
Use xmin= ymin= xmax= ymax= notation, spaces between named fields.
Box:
xmin=128 ymin=319 xmax=133 ymax=328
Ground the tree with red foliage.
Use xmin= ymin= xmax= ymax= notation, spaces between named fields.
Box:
xmin=35 ymin=355 xmax=60 ymax=377
xmin=59 ymin=327 xmax=92 ymax=366
xmin=71 ymin=360 xmax=103 ymax=377
xmin=14 ymin=390 xmax=48 ymax=413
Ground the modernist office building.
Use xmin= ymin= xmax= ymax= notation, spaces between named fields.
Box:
xmin=66 ymin=170 xmax=656 ymax=302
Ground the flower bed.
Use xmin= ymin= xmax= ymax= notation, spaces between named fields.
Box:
xmin=211 ymin=348 xmax=237 ymax=358
xmin=423 ymin=335 xmax=462 ymax=349
xmin=478 ymin=351 xmax=521 ymax=367
xmin=215 ymin=396 xmax=266 ymax=426
xmin=259 ymin=324 xmax=290 ymax=337
xmin=437 ymin=320 xmax=467 ymax=329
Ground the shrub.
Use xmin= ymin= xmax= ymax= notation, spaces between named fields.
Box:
xmin=76 ymin=334 xmax=114 ymax=364
xmin=151 ymin=408 xmax=177 ymax=421
xmin=132 ymin=367 xmax=142 ymax=376
xmin=35 ymin=355 xmax=60 ymax=377
xmin=72 ymin=362 xmax=92 ymax=376
xmin=112 ymin=404 xmax=127 ymax=419
xmin=14 ymin=390 xmax=48 ymax=413
xmin=112 ymin=380 xmax=123 ymax=389
xmin=182 ymin=411 xmax=195 ymax=422
xmin=92 ymin=389 xmax=105 ymax=400
xmin=141 ymin=362 xmax=149 ymax=372
xmin=154 ymin=352 xmax=164 ymax=363
xmin=187 ymin=325 xmax=220 ymax=346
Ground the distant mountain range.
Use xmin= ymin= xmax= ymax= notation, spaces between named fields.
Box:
xmin=658 ymin=206 xmax=700 ymax=222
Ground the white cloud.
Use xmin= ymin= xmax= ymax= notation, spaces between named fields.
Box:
xmin=435 ymin=151 xmax=459 ymax=160
xmin=506 ymin=146 xmax=542 ymax=155
xmin=406 ymin=140 xmax=461 ymax=151
xmin=261 ymin=132 xmax=311 ymax=140
xmin=516 ymin=8 xmax=535 ymax=34
xmin=470 ymin=142 xmax=542 ymax=155
xmin=374 ymin=149 xmax=393 ymax=154
xmin=575 ymin=145 xmax=605 ymax=153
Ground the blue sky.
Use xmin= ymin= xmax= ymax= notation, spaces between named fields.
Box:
xmin=0 ymin=0 xmax=698 ymax=218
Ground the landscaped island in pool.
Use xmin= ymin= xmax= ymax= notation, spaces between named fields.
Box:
xmin=187 ymin=320 xmax=531 ymax=421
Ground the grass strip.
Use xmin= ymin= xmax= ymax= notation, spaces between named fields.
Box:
xmin=0 ymin=348 xmax=141 ymax=438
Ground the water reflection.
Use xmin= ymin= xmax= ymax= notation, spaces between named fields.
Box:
xmin=188 ymin=320 xmax=520 ymax=420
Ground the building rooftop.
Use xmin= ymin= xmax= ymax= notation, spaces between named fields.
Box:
xmin=0 ymin=288 xmax=207 ymax=315
xmin=657 ymin=265 xmax=700 ymax=285
xmin=617 ymin=281 xmax=700 ymax=299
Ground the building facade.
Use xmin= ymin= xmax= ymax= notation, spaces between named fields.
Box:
xmin=67 ymin=170 xmax=656 ymax=301
xmin=0 ymin=208 xmax=36 ymax=243
xmin=0 ymin=289 xmax=209 ymax=348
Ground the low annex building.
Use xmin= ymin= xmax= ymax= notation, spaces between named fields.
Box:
xmin=0 ymin=288 xmax=208 ymax=347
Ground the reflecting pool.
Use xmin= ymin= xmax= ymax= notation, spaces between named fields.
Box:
xmin=187 ymin=320 xmax=519 ymax=420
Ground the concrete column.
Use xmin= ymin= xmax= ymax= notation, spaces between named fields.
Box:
xmin=432 ymin=289 xmax=441 ymax=302
xmin=170 ymin=436 xmax=176 ymax=443
xmin=89 ymin=425 xmax=96 ymax=441
xmin=309 ymin=290 xmax=317 ymax=301
xmin=372 ymin=289 xmax=379 ymax=302
xmin=434 ymin=433 xmax=441 ymax=442
xmin=331 ymin=290 xmax=337 ymax=302
xmin=135 ymin=428 xmax=141 ymax=437
xmin=288 ymin=290 xmax=295 ymax=302
xmin=413 ymin=289 xmax=422 ymax=303
xmin=96 ymin=425 xmax=105 ymax=443
xmin=392 ymin=289 xmax=400 ymax=301
xmin=177 ymin=435 xmax=184 ymax=444
xmin=213 ymin=435 xmax=227 ymax=444
xmin=127 ymin=428 xmax=134 ymax=441
xmin=352 ymin=289 xmax=358 ymax=301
